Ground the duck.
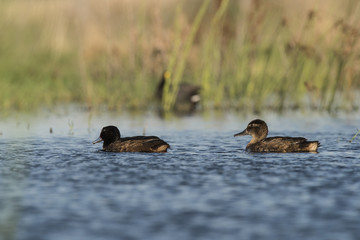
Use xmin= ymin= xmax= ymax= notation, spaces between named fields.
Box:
xmin=234 ymin=119 xmax=320 ymax=153
xmin=93 ymin=126 xmax=170 ymax=153
xmin=157 ymin=70 xmax=201 ymax=112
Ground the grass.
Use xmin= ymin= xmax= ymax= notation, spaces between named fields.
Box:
xmin=349 ymin=129 xmax=360 ymax=143
xmin=0 ymin=0 xmax=360 ymax=113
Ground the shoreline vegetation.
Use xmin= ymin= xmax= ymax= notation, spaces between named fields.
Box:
xmin=0 ymin=0 xmax=359 ymax=114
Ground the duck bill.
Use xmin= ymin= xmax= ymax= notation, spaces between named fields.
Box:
xmin=92 ymin=137 xmax=103 ymax=144
xmin=234 ymin=129 xmax=247 ymax=137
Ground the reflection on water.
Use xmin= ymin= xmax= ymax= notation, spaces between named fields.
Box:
xmin=0 ymin=110 xmax=360 ymax=240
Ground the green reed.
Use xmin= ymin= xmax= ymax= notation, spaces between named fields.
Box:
xmin=349 ymin=129 xmax=360 ymax=143
xmin=162 ymin=0 xmax=211 ymax=112
xmin=0 ymin=0 xmax=359 ymax=113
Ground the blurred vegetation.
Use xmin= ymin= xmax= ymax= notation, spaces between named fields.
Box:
xmin=0 ymin=0 xmax=359 ymax=113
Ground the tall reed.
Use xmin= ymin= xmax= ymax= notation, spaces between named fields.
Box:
xmin=162 ymin=0 xmax=211 ymax=112
xmin=0 ymin=0 xmax=359 ymax=113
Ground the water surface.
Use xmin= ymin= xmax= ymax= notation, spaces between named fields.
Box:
xmin=1 ymin=111 xmax=360 ymax=240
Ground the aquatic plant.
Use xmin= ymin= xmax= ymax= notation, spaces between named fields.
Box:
xmin=349 ymin=129 xmax=360 ymax=143
xmin=68 ymin=120 xmax=74 ymax=135
xmin=0 ymin=0 xmax=359 ymax=113
xmin=162 ymin=0 xmax=211 ymax=112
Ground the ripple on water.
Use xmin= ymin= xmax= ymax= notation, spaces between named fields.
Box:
xmin=0 ymin=114 xmax=360 ymax=240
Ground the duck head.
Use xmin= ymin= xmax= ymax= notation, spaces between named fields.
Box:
xmin=93 ymin=126 xmax=121 ymax=148
xmin=234 ymin=119 xmax=268 ymax=144
xmin=163 ymin=70 xmax=171 ymax=80
xmin=159 ymin=70 xmax=171 ymax=86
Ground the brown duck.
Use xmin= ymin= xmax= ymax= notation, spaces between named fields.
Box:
xmin=93 ymin=126 xmax=170 ymax=153
xmin=234 ymin=119 xmax=320 ymax=153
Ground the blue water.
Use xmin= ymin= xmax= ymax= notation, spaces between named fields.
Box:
xmin=1 ymin=111 xmax=360 ymax=240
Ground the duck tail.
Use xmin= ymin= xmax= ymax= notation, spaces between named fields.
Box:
xmin=308 ymin=141 xmax=320 ymax=152
xmin=154 ymin=143 xmax=170 ymax=153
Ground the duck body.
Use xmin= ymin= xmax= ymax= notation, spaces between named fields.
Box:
xmin=93 ymin=126 xmax=170 ymax=153
xmin=245 ymin=136 xmax=319 ymax=153
xmin=104 ymin=136 xmax=170 ymax=153
xmin=234 ymin=119 xmax=320 ymax=153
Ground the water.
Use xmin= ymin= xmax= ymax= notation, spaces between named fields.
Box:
xmin=1 ymin=111 xmax=360 ymax=240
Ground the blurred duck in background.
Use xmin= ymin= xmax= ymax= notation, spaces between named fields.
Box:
xmin=156 ymin=70 xmax=201 ymax=114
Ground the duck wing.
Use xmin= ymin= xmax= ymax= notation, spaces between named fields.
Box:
xmin=121 ymin=136 xmax=162 ymax=141
xmin=264 ymin=137 xmax=308 ymax=144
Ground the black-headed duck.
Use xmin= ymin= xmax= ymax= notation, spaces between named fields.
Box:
xmin=157 ymin=70 xmax=201 ymax=112
xmin=93 ymin=126 xmax=170 ymax=153
xmin=234 ymin=119 xmax=320 ymax=153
